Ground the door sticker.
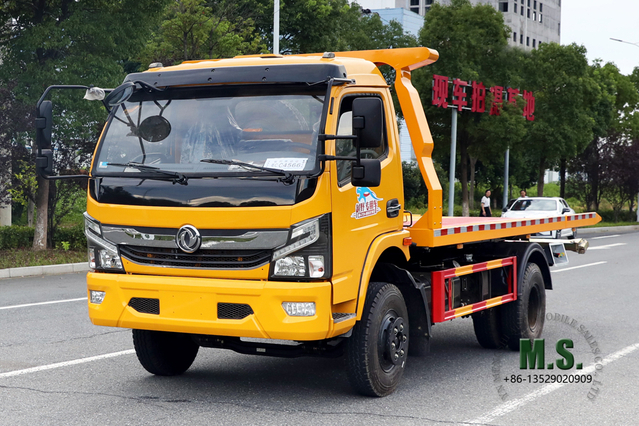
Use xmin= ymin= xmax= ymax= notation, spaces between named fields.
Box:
xmin=352 ymin=187 xmax=383 ymax=219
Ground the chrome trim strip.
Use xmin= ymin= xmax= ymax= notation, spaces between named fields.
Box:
xmin=101 ymin=226 xmax=288 ymax=250
xmin=120 ymin=254 xmax=269 ymax=271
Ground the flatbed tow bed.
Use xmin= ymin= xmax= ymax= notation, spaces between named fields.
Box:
xmin=406 ymin=213 xmax=599 ymax=246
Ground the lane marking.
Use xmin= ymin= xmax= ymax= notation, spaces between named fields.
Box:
xmin=551 ymin=261 xmax=607 ymax=273
xmin=591 ymin=234 xmax=620 ymax=240
xmin=588 ymin=243 xmax=627 ymax=250
xmin=0 ymin=350 xmax=136 ymax=379
xmin=0 ymin=297 xmax=87 ymax=311
xmin=469 ymin=342 xmax=639 ymax=424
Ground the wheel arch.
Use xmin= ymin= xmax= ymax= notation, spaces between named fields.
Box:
xmin=355 ymin=231 xmax=410 ymax=321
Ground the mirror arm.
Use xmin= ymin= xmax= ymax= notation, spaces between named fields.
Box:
xmin=37 ymin=85 xmax=90 ymax=109
xmin=318 ymin=134 xmax=357 ymax=141
xmin=318 ymin=154 xmax=357 ymax=161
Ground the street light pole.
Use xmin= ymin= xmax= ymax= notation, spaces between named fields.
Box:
xmin=274 ymin=0 xmax=280 ymax=55
xmin=610 ymin=38 xmax=639 ymax=48
xmin=610 ymin=38 xmax=639 ymax=222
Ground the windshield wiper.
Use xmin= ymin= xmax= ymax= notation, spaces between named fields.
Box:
xmin=106 ymin=162 xmax=188 ymax=185
xmin=200 ymin=158 xmax=296 ymax=185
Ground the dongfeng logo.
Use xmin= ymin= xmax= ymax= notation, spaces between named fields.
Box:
xmin=176 ymin=225 xmax=201 ymax=253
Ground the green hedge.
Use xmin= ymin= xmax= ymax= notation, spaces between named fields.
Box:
xmin=0 ymin=226 xmax=34 ymax=249
xmin=55 ymin=225 xmax=86 ymax=250
xmin=597 ymin=210 xmax=637 ymax=223
xmin=0 ymin=224 xmax=86 ymax=250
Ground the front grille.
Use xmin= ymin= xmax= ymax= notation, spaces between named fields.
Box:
xmin=218 ymin=303 xmax=254 ymax=319
xmin=129 ymin=298 xmax=160 ymax=315
xmin=119 ymin=245 xmax=272 ymax=269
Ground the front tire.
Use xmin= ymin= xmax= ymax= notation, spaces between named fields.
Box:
xmin=132 ymin=329 xmax=199 ymax=376
xmin=500 ymin=263 xmax=546 ymax=350
xmin=346 ymin=282 xmax=409 ymax=397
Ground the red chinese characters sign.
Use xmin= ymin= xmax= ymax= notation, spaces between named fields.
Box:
xmin=432 ymin=75 xmax=534 ymax=121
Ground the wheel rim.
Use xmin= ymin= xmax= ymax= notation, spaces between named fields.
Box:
xmin=378 ymin=310 xmax=408 ymax=372
xmin=528 ymin=286 xmax=540 ymax=332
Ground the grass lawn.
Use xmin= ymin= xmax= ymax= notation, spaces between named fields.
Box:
xmin=0 ymin=249 xmax=86 ymax=270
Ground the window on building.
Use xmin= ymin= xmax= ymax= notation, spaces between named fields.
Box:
xmin=499 ymin=2 xmax=508 ymax=12
xmin=521 ymin=6 xmax=524 ymax=15
xmin=527 ymin=0 xmax=530 ymax=6
xmin=513 ymin=32 xmax=517 ymax=42
xmin=558 ymin=23 xmax=561 ymax=35
xmin=539 ymin=13 xmax=542 ymax=22
xmin=534 ymin=0 xmax=537 ymax=9
xmin=520 ymin=34 xmax=523 ymax=44
xmin=426 ymin=0 xmax=433 ymax=4
xmin=538 ymin=41 xmax=542 ymax=47
xmin=521 ymin=0 xmax=524 ymax=4
xmin=514 ymin=3 xmax=518 ymax=13
xmin=533 ymin=39 xmax=536 ymax=48
xmin=410 ymin=6 xmax=419 ymax=13
xmin=539 ymin=2 xmax=543 ymax=12
xmin=533 ymin=11 xmax=536 ymax=20
xmin=410 ymin=0 xmax=419 ymax=5
xmin=527 ymin=8 xmax=530 ymax=18
xmin=526 ymin=36 xmax=530 ymax=46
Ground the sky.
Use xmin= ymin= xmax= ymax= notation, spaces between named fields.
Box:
xmin=561 ymin=0 xmax=639 ymax=76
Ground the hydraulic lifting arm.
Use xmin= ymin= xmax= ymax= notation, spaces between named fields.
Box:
xmin=331 ymin=48 xmax=443 ymax=238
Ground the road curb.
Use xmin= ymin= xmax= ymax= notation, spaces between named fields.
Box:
xmin=0 ymin=262 xmax=89 ymax=280
xmin=580 ymin=225 xmax=639 ymax=234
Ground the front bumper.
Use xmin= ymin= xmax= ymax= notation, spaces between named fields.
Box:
xmin=87 ymin=272 xmax=334 ymax=341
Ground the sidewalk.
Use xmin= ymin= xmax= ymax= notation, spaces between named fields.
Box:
xmin=0 ymin=262 xmax=88 ymax=279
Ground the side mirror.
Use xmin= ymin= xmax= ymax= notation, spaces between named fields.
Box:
xmin=502 ymin=207 xmax=508 ymax=212
xmin=562 ymin=207 xmax=571 ymax=214
xmin=105 ymin=81 xmax=135 ymax=107
xmin=35 ymin=100 xmax=53 ymax=149
xmin=35 ymin=149 xmax=54 ymax=176
xmin=352 ymin=97 xmax=383 ymax=149
xmin=351 ymin=158 xmax=381 ymax=187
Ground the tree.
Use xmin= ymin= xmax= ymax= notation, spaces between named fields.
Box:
xmin=522 ymin=43 xmax=596 ymax=197
xmin=415 ymin=0 xmax=520 ymax=215
xmin=139 ymin=0 xmax=265 ymax=67
xmin=0 ymin=0 xmax=168 ymax=249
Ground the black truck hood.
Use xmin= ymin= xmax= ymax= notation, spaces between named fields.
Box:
xmin=89 ymin=177 xmax=316 ymax=207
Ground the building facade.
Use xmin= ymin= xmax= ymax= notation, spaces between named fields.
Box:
xmin=356 ymin=0 xmax=561 ymax=50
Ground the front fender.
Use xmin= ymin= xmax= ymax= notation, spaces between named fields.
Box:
xmin=355 ymin=230 xmax=410 ymax=320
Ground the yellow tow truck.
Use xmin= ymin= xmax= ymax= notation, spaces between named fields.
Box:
xmin=35 ymin=47 xmax=599 ymax=396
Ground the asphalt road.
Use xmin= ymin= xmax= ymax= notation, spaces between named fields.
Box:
xmin=1 ymin=228 xmax=638 ymax=425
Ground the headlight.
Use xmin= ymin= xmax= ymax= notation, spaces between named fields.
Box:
xmin=270 ymin=214 xmax=331 ymax=280
xmin=84 ymin=212 xmax=124 ymax=272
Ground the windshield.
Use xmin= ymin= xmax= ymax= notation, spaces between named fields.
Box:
xmin=93 ymin=85 xmax=325 ymax=178
xmin=511 ymin=199 xmax=558 ymax=212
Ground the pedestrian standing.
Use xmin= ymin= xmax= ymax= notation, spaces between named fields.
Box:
xmin=480 ymin=190 xmax=492 ymax=217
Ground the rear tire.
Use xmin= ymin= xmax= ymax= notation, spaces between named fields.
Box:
xmin=346 ymin=282 xmax=409 ymax=397
xmin=500 ymin=263 xmax=546 ymax=351
xmin=132 ymin=329 xmax=199 ymax=376
xmin=472 ymin=308 xmax=503 ymax=349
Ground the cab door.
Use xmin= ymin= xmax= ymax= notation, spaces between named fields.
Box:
xmin=329 ymin=89 xmax=404 ymax=305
